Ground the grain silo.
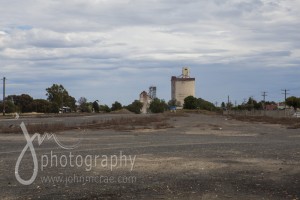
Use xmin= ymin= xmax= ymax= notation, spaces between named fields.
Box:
xmin=171 ymin=67 xmax=195 ymax=107
xmin=148 ymin=86 xmax=157 ymax=99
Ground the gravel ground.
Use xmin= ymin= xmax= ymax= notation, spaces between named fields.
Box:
xmin=0 ymin=113 xmax=299 ymax=200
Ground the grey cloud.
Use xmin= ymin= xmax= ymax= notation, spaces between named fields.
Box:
xmin=0 ymin=0 xmax=299 ymax=104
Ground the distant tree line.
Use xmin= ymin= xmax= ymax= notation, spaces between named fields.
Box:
xmin=218 ymin=96 xmax=300 ymax=111
xmin=7 ymin=83 xmax=297 ymax=114
xmin=0 ymin=83 xmax=159 ymax=114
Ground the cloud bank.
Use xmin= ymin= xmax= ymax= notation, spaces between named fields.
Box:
xmin=0 ymin=0 xmax=299 ymax=105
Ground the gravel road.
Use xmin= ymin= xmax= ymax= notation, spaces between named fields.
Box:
xmin=0 ymin=113 xmax=299 ymax=199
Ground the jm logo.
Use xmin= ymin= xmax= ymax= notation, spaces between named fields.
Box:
xmin=15 ymin=121 xmax=81 ymax=185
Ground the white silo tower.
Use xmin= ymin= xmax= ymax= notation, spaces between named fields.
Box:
xmin=171 ymin=67 xmax=195 ymax=107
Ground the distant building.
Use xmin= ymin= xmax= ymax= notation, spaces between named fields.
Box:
xmin=265 ymin=104 xmax=277 ymax=111
xmin=277 ymin=102 xmax=292 ymax=110
xmin=171 ymin=67 xmax=195 ymax=107
xmin=139 ymin=91 xmax=152 ymax=114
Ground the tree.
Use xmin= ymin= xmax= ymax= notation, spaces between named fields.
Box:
xmin=49 ymin=102 xmax=59 ymax=113
xmin=197 ymin=98 xmax=216 ymax=111
xmin=92 ymin=101 xmax=100 ymax=113
xmin=0 ymin=100 xmax=16 ymax=113
xmin=7 ymin=94 xmax=34 ymax=113
xmin=64 ymin=95 xmax=76 ymax=111
xmin=99 ymin=105 xmax=111 ymax=113
xmin=78 ymin=97 xmax=91 ymax=112
xmin=126 ymin=100 xmax=143 ymax=114
xmin=286 ymin=96 xmax=300 ymax=111
xmin=78 ymin=97 xmax=87 ymax=106
xmin=245 ymin=97 xmax=263 ymax=110
xmin=31 ymin=99 xmax=51 ymax=113
xmin=111 ymin=101 xmax=122 ymax=111
xmin=46 ymin=84 xmax=76 ymax=111
xmin=221 ymin=102 xmax=226 ymax=110
xmin=149 ymin=98 xmax=167 ymax=113
xmin=184 ymin=96 xmax=217 ymax=111
xmin=183 ymin=96 xmax=198 ymax=109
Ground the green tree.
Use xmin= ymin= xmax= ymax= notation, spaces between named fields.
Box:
xmin=92 ymin=101 xmax=100 ymax=113
xmin=286 ymin=96 xmax=300 ymax=111
xmin=183 ymin=96 xmax=198 ymax=109
xmin=31 ymin=99 xmax=51 ymax=113
xmin=184 ymin=96 xmax=217 ymax=111
xmin=149 ymin=98 xmax=167 ymax=113
xmin=46 ymin=84 xmax=76 ymax=111
xmin=49 ymin=102 xmax=60 ymax=113
xmin=111 ymin=101 xmax=122 ymax=111
xmin=221 ymin=102 xmax=226 ymax=110
xmin=246 ymin=97 xmax=263 ymax=110
xmin=126 ymin=100 xmax=143 ymax=114
xmin=78 ymin=97 xmax=92 ymax=112
xmin=197 ymin=98 xmax=216 ymax=111
xmin=0 ymin=100 xmax=16 ymax=113
xmin=8 ymin=94 xmax=34 ymax=113
xmin=99 ymin=105 xmax=111 ymax=113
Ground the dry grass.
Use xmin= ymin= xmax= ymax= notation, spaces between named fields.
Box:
xmin=230 ymin=115 xmax=300 ymax=129
xmin=179 ymin=109 xmax=221 ymax=115
xmin=0 ymin=115 xmax=175 ymax=134
xmin=0 ymin=123 xmax=66 ymax=134
xmin=163 ymin=111 xmax=189 ymax=117
xmin=82 ymin=115 xmax=173 ymax=131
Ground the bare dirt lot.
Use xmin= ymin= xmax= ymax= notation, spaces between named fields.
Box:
xmin=0 ymin=113 xmax=299 ymax=199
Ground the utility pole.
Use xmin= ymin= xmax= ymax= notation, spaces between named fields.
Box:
xmin=2 ymin=77 xmax=6 ymax=116
xmin=281 ymin=89 xmax=290 ymax=109
xmin=227 ymin=95 xmax=230 ymax=111
xmin=262 ymin=91 xmax=267 ymax=110
xmin=281 ymin=89 xmax=290 ymax=117
xmin=250 ymin=96 xmax=254 ymax=112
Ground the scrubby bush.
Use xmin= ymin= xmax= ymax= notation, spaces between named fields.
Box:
xmin=126 ymin=100 xmax=143 ymax=114
xmin=183 ymin=96 xmax=216 ymax=111
xmin=149 ymin=98 xmax=168 ymax=113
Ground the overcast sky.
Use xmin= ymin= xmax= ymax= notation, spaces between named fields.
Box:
xmin=0 ymin=0 xmax=299 ymax=106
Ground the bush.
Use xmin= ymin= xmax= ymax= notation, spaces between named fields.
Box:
xmin=149 ymin=98 xmax=168 ymax=113
xmin=126 ymin=100 xmax=143 ymax=114
xmin=99 ymin=105 xmax=111 ymax=113
xmin=93 ymin=101 xmax=100 ymax=113
xmin=183 ymin=96 xmax=198 ymax=109
xmin=111 ymin=101 xmax=122 ymax=111
xmin=183 ymin=96 xmax=216 ymax=111
xmin=31 ymin=99 xmax=51 ymax=113
xmin=0 ymin=100 xmax=16 ymax=113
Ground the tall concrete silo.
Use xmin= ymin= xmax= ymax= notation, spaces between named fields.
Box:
xmin=171 ymin=67 xmax=195 ymax=107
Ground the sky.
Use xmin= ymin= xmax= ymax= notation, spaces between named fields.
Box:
xmin=0 ymin=0 xmax=300 ymax=106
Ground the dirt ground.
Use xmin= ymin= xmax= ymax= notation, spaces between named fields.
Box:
xmin=0 ymin=113 xmax=299 ymax=199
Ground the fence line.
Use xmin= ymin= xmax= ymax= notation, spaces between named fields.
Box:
xmin=223 ymin=110 xmax=295 ymax=118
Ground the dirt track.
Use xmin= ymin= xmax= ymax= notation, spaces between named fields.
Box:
xmin=0 ymin=113 xmax=299 ymax=199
